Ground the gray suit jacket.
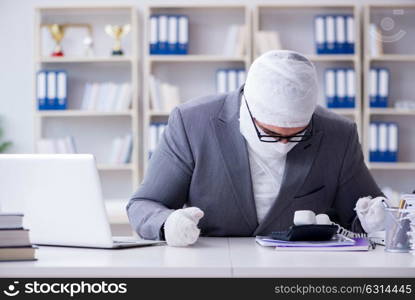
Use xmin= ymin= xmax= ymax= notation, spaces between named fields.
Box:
xmin=127 ymin=86 xmax=382 ymax=240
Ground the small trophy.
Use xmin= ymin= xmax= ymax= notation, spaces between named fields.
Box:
xmin=105 ymin=24 xmax=131 ymax=56
xmin=47 ymin=24 xmax=66 ymax=56
xmin=43 ymin=23 xmax=92 ymax=57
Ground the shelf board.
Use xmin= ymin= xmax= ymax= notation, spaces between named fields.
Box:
xmin=149 ymin=111 xmax=170 ymax=117
xmin=37 ymin=110 xmax=133 ymax=117
xmin=97 ymin=164 xmax=133 ymax=171
xmin=369 ymin=55 xmax=415 ymax=62
xmin=149 ymin=4 xmax=246 ymax=9
xmin=307 ymin=54 xmax=356 ymax=62
xmin=37 ymin=5 xmax=135 ymax=10
xmin=329 ymin=108 xmax=358 ymax=116
xmin=38 ymin=56 xmax=133 ymax=63
xmin=368 ymin=162 xmax=415 ymax=170
xmin=257 ymin=4 xmax=356 ymax=9
xmin=367 ymin=108 xmax=415 ymax=116
xmin=148 ymin=55 xmax=247 ymax=63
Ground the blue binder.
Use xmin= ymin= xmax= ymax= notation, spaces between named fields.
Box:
xmin=55 ymin=70 xmax=67 ymax=110
xmin=370 ymin=68 xmax=389 ymax=108
xmin=177 ymin=15 xmax=189 ymax=55
xmin=314 ymin=15 xmax=326 ymax=54
xmin=149 ymin=15 xmax=159 ymax=54
xmin=346 ymin=68 xmax=355 ymax=108
xmin=167 ymin=15 xmax=178 ymax=54
xmin=158 ymin=15 xmax=168 ymax=54
xmin=37 ymin=70 xmax=47 ymax=110
xmin=325 ymin=15 xmax=336 ymax=54
xmin=345 ymin=15 xmax=355 ymax=54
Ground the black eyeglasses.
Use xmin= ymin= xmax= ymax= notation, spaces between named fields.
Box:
xmin=243 ymin=93 xmax=313 ymax=143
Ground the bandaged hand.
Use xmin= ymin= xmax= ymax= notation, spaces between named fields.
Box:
xmin=355 ymin=196 xmax=386 ymax=233
xmin=164 ymin=207 xmax=204 ymax=247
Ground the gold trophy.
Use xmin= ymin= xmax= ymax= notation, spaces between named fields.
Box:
xmin=105 ymin=24 xmax=131 ymax=56
xmin=43 ymin=23 xmax=92 ymax=57
xmin=47 ymin=24 xmax=66 ymax=56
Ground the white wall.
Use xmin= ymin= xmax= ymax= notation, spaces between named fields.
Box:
xmin=0 ymin=0 xmax=413 ymax=153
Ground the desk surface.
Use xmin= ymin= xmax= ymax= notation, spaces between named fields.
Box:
xmin=1 ymin=238 xmax=415 ymax=278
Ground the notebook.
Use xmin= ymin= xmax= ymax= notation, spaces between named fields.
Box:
xmin=256 ymin=236 xmax=370 ymax=251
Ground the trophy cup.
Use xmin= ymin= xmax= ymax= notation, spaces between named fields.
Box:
xmin=47 ymin=24 xmax=66 ymax=56
xmin=43 ymin=23 xmax=92 ymax=57
xmin=105 ymin=24 xmax=131 ymax=56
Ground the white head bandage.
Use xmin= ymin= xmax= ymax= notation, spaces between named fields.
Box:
xmin=243 ymin=50 xmax=318 ymax=127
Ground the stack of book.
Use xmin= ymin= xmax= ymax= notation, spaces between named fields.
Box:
xmin=149 ymin=122 xmax=167 ymax=158
xmin=108 ymin=134 xmax=133 ymax=164
xmin=81 ymin=82 xmax=132 ymax=112
xmin=0 ymin=213 xmax=36 ymax=261
xmin=36 ymin=136 xmax=77 ymax=154
xmin=369 ymin=68 xmax=389 ymax=108
xmin=216 ymin=69 xmax=246 ymax=94
xmin=37 ymin=70 xmax=67 ymax=110
xmin=314 ymin=15 xmax=355 ymax=54
xmin=223 ymin=25 xmax=246 ymax=56
xmin=370 ymin=122 xmax=398 ymax=162
xmin=324 ymin=68 xmax=356 ymax=108
xmin=149 ymin=14 xmax=189 ymax=55
xmin=149 ymin=76 xmax=181 ymax=113
xmin=255 ymin=30 xmax=282 ymax=56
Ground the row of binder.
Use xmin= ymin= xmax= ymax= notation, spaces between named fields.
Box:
xmin=37 ymin=70 xmax=67 ymax=110
xmin=370 ymin=122 xmax=398 ymax=162
xmin=314 ymin=15 xmax=355 ymax=54
xmin=325 ymin=68 xmax=355 ymax=108
xmin=109 ymin=134 xmax=133 ymax=164
xmin=150 ymin=14 xmax=189 ymax=55
xmin=369 ymin=68 xmax=389 ymax=108
xmin=81 ymin=82 xmax=132 ymax=112
xmin=216 ymin=69 xmax=246 ymax=94
xmin=149 ymin=122 xmax=167 ymax=158
xmin=37 ymin=136 xmax=76 ymax=154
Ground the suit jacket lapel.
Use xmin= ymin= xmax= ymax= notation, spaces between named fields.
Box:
xmin=211 ymin=87 xmax=258 ymax=231
xmin=253 ymin=125 xmax=323 ymax=235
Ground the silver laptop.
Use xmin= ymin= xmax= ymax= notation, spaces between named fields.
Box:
xmin=0 ymin=154 xmax=164 ymax=249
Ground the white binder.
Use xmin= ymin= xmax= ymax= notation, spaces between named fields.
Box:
xmin=325 ymin=16 xmax=335 ymax=52
xmin=378 ymin=123 xmax=388 ymax=159
xmin=150 ymin=15 xmax=158 ymax=53
xmin=168 ymin=15 xmax=178 ymax=53
xmin=227 ymin=70 xmax=237 ymax=92
xmin=325 ymin=69 xmax=335 ymax=107
xmin=47 ymin=71 xmax=57 ymax=109
xmin=237 ymin=70 xmax=246 ymax=88
xmin=216 ymin=70 xmax=227 ymax=94
xmin=336 ymin=16 xmax=345 ymax=50
xmin=57 ymin=71 xmax=67 ymax=109
xmin=37 ymin=71 xmax=47 ymax=109
xmin=158 ymin=15 xmax=168 ymax=53
xmin=336 ymin=69 xmax=346 ymax=105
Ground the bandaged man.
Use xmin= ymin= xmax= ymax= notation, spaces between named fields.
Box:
xmin=127 ymin=50 xmax=384 ymax=246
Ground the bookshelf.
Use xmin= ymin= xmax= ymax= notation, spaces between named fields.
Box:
xmin=253 ymin=4 xmax=362 ymax=136
xmin=142 ymin=4 xmax=251 ymax=170
xmin=363 ymin=4 xmax=415 ymax=193
xmin=34 ymin=6 xmax=140 ymax=224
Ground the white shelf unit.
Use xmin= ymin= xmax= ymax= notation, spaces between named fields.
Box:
xmin=143 ymin=4 xmax=251 ymax=170
xmin=363 ymin=4 xmax=415 ymax=193
xmin=253 ymin=4 xmax=362 ymax=136
xmin=34 ymin=6 xmax=140 ymax=223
